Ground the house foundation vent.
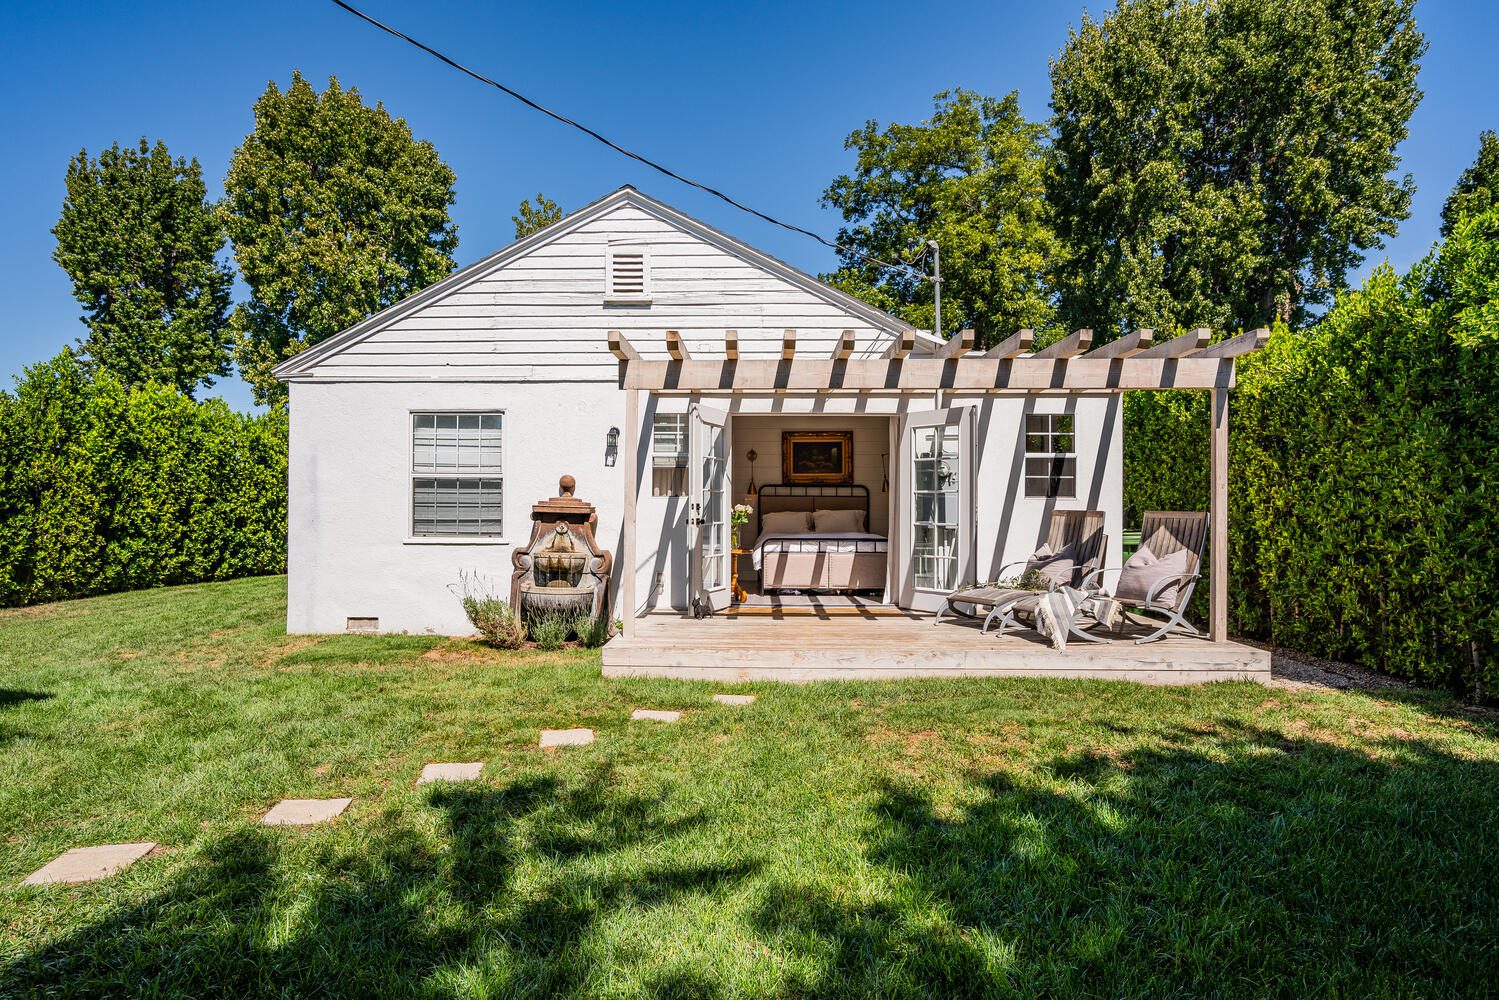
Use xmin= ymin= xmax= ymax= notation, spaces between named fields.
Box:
xmin=345 ymin=617 xmax=379 ymax=633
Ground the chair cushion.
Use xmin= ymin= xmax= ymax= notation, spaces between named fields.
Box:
xmin=812 ymin=508 xmax=865 ymax=533
xmin=1025 ymin=542 xmax=1080 ymax=586
xmin=760 ymin=511 xmax=812 ymax=535
xmin=1115 ymin=545 xmax=1193 ymax=607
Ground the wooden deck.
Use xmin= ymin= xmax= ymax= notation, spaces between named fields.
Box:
xmin=602 ymin=611 xmax=1271 ymax=684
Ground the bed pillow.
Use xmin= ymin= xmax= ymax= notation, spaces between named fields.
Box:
xmin=1025 ymin=542 xmax=1079 ymax=587
xmin=1114 ymin=545 xmax=1192 ymax=606
xmin=813 ymin=508 xmax=865 ymax=533
xmin=760 ymin=510 xmax=813 ymax=535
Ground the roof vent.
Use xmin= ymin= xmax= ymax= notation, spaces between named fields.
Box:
xmin=606 ymin=250 xmax=650 ymax=302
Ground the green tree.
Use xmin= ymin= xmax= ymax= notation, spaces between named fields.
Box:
xmin=1048 ymin=0 xmax=1424 ymax=338
xmin=513 ymin=193 xmax=563 ymax=238
xmin=223 ymin=72 xmax=459 ymax=403
xmin=51 ymin=139 xmax=233 ymax=395
xmin=1440 ymin=130 xmax=1499 ymax=239
xmin=820 ymin=90 xmax=1058 ymax=346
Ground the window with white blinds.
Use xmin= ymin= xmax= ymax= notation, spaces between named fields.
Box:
xmin=411 ymin=413 xmax=503 ymax=536
xmin=651 ymin=413 xmax=689 ymax=497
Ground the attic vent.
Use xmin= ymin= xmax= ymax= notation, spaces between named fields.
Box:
xmin=606 ymin=250 xmax=650 ymax=302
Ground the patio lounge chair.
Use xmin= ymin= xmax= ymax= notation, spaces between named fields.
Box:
xmin=934 ymin=509 xmax=1106 ymax=627
xmin=1081 ymin=510 xmax=1208 ymax=644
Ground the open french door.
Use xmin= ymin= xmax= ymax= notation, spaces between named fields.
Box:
xmin=896 ymin=406 xmax=975 ymax=612
xmin=688 ymin=403 xmax=732 ymax=616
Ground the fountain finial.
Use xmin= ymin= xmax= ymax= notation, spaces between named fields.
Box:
xmin=558 ymin=474 xmax=576 ymax=497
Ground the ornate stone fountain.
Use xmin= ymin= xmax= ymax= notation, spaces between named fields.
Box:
xmin=511 ymin=475 xmax=613 ymax=622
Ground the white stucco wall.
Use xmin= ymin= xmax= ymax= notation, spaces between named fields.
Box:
xmin=288 ymin=383 xmax=1122 ymax=634
xmin=288 ymin=379 xmax=629 ymax=634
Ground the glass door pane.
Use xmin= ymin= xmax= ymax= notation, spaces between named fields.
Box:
xmin=699 ymin=418 xmax=727 ymax=591
xmin=911 ymin=425 xmax=960 ymax=591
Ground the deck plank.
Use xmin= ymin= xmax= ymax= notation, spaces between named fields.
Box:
xmin=602 ymin=612 xmax=1270 ymax=684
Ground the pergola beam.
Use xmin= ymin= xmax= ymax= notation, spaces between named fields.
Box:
xmin=834 ymin=329 xmax=856 ymax=361
xmin=1135 ymin=327 xmax=1210 ymax=359
xmin=932 ymin=327 xmax=975 ymax=360
xmin=983 ymin=328 xmax=1033 ymax=359
xmin=724 ymin=329 xmax=738 ymax=361
xmin=1030 ymin=328 xmax=1093 ymax=360
xmin=665 ymin=329 xmax=690 ymax=362
xmin=782 ymin=329 xmax=797 ymax=361
xmin=1198 ymin=327 xmax=1269 ymax=359
xmin=624 ymin=356 xmax=1237 ymax=392
xmin=1081 ymin=328 xmax=1153 ymax=361
xmin=607 ymin=330 xmax=640 ymax=362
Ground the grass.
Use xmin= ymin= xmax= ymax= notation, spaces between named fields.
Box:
xmin=2 ymin=576 xmax=1498 ymax=998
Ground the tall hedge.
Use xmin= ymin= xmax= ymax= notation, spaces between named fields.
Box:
xmin=0 ymin=352 xmax=287 ymax=606
xmin=1124 ymin=211 xmax=1499 ymax=697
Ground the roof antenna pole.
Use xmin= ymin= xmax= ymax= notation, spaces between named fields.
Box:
xmin=927 ymin=239 xmax=942 ymax=340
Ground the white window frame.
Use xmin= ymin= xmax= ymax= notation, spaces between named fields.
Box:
xmin=406 ymin=410 xmax=507 ymax=544
xmin=1023 ymin=412 xmax=1077 ymax=499
xmin=605 ymin=247 xmax=652 ymax=304
xmin=650 ymin=412 xmax=689 ymax=497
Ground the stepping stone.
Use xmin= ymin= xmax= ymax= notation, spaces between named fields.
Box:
xmin=418 ymin=762 xmax=484 ymax=785
xmin=261 ymin=798 xmax=352 ymax=826
xmin=713 ymin=694 xmax=756 ymax=706
xmin=631 ymin=709 xmax=682 ymax=723
xmin=23 ymin=842 xmax=156 ymax=886
xmin=540 ymin=727 xmax=595 ymax=748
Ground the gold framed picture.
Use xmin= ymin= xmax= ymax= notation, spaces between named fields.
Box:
xmin=782 ymin=431 xmax=854 ymax=484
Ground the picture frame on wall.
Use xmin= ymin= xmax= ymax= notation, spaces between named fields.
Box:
xmin=782 ymin=431 xmax=854 ymax=484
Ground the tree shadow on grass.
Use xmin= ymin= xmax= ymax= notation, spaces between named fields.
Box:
xmin=0 ymin=689 xmax=53 ymax=745
xmin=1 ymin=763 xmax=758 ymax=999
xmin=0 ymin=690 xmax=52 ymax=708
xmin=755 ymin=720 xmax=1499 ymax=998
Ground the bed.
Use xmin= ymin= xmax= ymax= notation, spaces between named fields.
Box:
xmin=751 ymin=484 xmax=888 ymax=593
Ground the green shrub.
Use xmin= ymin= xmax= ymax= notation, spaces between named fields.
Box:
xmin=453 ymin=571 xmax=524 ymax=649
xmin=1122 ymin=210 xmax=1499 ymax=698
xmin=572 ymin=613 xmax=610 ymax=648
xmin=0 ymin=353 xmax=287 ymax=607
xmin=529 ymin=612 xmax=571 ymax=651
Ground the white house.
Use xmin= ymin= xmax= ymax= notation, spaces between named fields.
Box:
xmin=275 ymin=185 xmax=1264 ymax=681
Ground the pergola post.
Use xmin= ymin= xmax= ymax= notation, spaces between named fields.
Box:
xmin=1209 ymin=386 xmax=1229 ymax=642
xmin=621 ymin=387 xmax=639 ymax=638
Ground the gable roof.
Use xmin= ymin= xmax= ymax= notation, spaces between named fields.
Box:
xmin=273 ymin=185 xmax=928 ymax=379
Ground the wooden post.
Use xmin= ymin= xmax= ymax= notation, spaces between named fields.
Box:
xmin=621 ymin=388 xmax=639 ymax=638
xmin=1209 ymin=386 xmax=1229 ymax=642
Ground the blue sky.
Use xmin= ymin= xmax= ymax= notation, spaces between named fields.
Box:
xmin=3 ymin=0 xmax=1495 ymax=412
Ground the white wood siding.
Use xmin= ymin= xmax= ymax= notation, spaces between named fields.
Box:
xmin=301 ymin=203 xmax=902 ymax=382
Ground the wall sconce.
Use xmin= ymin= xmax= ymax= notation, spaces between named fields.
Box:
xmin=605 ymin=426 xmax=620 ymax=467
xmin=881 ymin=452 xmax=889 ymax=493
xmin=745 ymin=449 xmax=758 ymax=495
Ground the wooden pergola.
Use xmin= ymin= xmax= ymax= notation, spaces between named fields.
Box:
xmin=609 ymin=325 xmax=1269 ymax=644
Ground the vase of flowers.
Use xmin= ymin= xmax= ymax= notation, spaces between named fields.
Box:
xmin=731 ymin=503 xmax=753 ymax=549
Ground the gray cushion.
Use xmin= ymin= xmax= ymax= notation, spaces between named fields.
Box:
xmin=1115 ymin=545 xmax=1193 ymax=606
xmin=1026 ymin=542 xmax=1080 ymax=586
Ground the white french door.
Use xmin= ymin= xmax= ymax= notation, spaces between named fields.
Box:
xmin=688 ymin=403 xmax=732 ymax=615
xmin=896 ymin=406 xmax=974 ymax=612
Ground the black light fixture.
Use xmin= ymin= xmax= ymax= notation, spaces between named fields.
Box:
xmin=605 ymin=426 xmax=620 ymax=466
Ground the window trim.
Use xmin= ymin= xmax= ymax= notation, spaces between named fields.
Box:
xmin=1023 ymin=412 xmax=1078 ymax=500
xmin=408 ymin=409 xmax=507 ymax=540
xmin=605 ymin=247 xmax=652 ymax=304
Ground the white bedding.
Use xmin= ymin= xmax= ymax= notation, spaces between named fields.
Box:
xmin=752 ymin=532 xmax=889 ymax=571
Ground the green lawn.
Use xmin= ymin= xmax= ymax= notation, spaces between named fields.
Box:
xmin=2 ymin=577 xmax=1497 ymax=998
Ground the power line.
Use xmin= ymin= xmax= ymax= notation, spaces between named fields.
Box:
xmin=325 ymin=0 xmax=930 ymax=282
